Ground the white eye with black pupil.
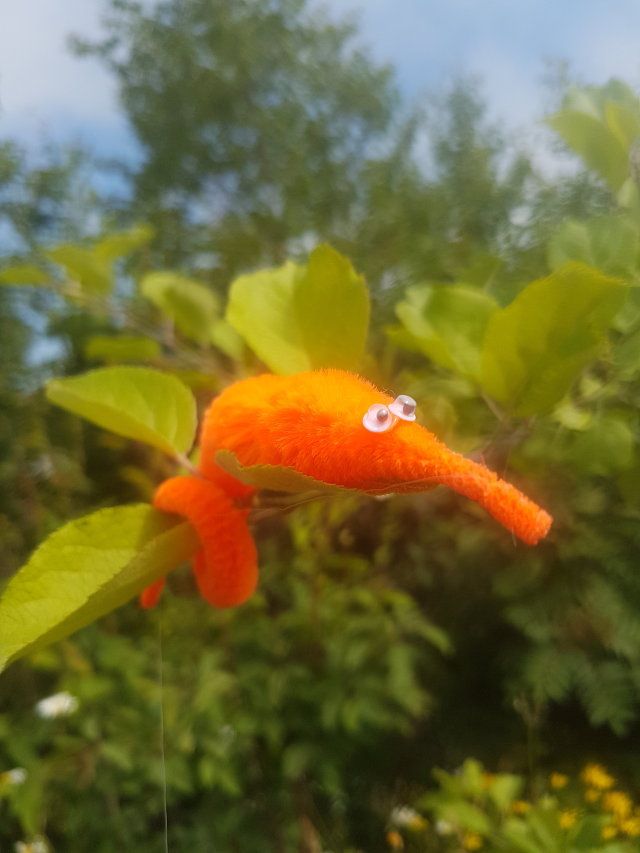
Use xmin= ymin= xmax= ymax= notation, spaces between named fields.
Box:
xmin=389 ymin=394 xmax=417 ymax=421
xmin=363 ymin=404 xmax=396 ymax=433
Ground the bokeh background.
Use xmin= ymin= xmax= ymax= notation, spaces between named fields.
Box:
xmin=2 ymin=2 xmax=640 ymax=851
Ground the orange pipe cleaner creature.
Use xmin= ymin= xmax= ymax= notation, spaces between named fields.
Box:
xmin=142 ymin=370 xmax=552 ymax=609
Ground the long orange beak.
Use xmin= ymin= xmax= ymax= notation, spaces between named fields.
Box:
xmin=379 ymin=423 xmax=551 ymax=544
xmin=295 ymin=419 xmax=552 ymax=546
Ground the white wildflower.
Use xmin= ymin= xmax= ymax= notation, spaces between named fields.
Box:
xmin=15 ymin=838 xmax=48 ymax=853
xmin=35 ymin=691 xmax=78 ymax=719
xmin=435 ymin=819 xmax=454 ymax=835
xmin=391 ymin=806 xmax=420 ymax=827
xmin=6 ymin=767 xmax=27 ymax=785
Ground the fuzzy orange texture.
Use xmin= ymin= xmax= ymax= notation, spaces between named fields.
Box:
xmin=145 ymin=369 xmax=552 ymax=608
xmin=146 ymin=476 xmax=257 ymax=608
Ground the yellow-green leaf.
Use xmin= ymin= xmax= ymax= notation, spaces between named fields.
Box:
xmin=0 ymin=505 xmax=199 ymax=671
xmin=481 ymin=263 xmax=626 ymax=416
xmin=84 ymin=335 xmax=161 ymax=363
xmin=294 ymin=244 xmax=370 ymax=371
xmin=141 ymin=271 xmax=219 ymax=344
xmin=226 ymin=245 xmax=369 ymax=374
xmin=209 ymin=318 xmax=245 ymax=359
xmin=395 ymin=284 xmax=498 ymax=379
xmin=570 ymin=413 xmax=635 ymax=475
xmin=547 ymin=216 xmax=639 ymax=279
xmin=547 ymin=110 xmax=629 ymax=191
xmin=94 ymin=224 xmax=154 ymax=261
xmin=0 ymin=264 xmax=50 ymax=287
xmin=47 ymin=245 xmax=112 ymax=294
xmin=46 ymin=367 xmax=197 ymax=456
xmin=226 ymin=260 xmax=310 ymax=373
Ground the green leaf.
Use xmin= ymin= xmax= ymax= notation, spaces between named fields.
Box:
xmin=226 ymin=245 xmax=369 ymax=374
xmin=173 ymin=370 xmax=220 ymax=392
xmin=480 ymin=263 xmax=626 ymax=416
xmin=0 ymin=264 xmax=50 ymax=287
xmin=486 ymin=774 xmax=523 ymax=811
xmin=576 ymin=659 xmax=636 ymax=734
xmin=547 ymin=110 xmax=629 ymax=191
xmin=435 ymin=800 xmax=492 ymax=834
xmin=547 ymin=216 xmax=639 ymax=279
xmin=215 ymin=449 xmax=353 ymax=494
xmin=521 ymin=647 xmax=577 ymax=702
xmin=209 ymin=318 xmax=245 ymax=359
xmin=282 ymin=743 xmax=314 ymax=780
xmin=0 ymin=505 xmax=199 ymax=671
xmin=293 ymin=244 xmax=370 ymax=371
xmin=46 ymin=244 xmax=112 ymax=294
xmin=501 ymin=818 xmax=548 ymax=853
xmin=46 ymin=367 xmax=197 ymax=456
xmin=569 ymin=814 xmax=613 ymax=849
xmin=395 ymin=284 xmax=498 ymax=379
xmin=84 ymin=335 xmax=161 ymax=363
xmin=547 ymin=83 xmax=640 ymax=192
xmin=141 ymin=271 xmax=219 ymax=344
xmin=570 ymin=413 xmax=635 ymax=474
xmin=615 ymin=325 xmax=640 ymax=376
xmin=458 ymin=758 xmax=485 ymax=796
xmin=384 ymin=324 xmax=425 ymax=354
xmin=226 ymin=260 xmax=309 ymax=373
xmin=605 ymin=101 xmax=640 ymax=149
xmin=94 ymin=224 xmax=154 ymax=261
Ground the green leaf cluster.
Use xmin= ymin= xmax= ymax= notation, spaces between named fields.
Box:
xmin=547 ymin=80 xmax=640 ymax=197
xmin=226 ymin=244 xmax=370 ymax=373
xmin=413 ymin=759 xmax=638 ymax=852
xmin=395 ymin=263 xmax=625 ymax=416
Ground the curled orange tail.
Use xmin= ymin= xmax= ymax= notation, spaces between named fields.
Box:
xmin=141 ymin=475 xmax=258 ymax=608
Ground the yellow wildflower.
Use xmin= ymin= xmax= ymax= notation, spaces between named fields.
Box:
xmin=602 ymin=791 xmax=632 ymax=820
xmin=584 ymin=788 xmax=600 ymax=804
xmin=386 ymin=830 xmax=404 ymax=850
xmin=602 ymin=825 xmax=618 ymax=840
xmin=511 ymin=800 xmax=531 ymax=815
xmin=581 ymin=764 xmax=614 ymax=790
xmin=462 ymin=832 xmax=483 ymax=851
xmin=620 ymin=817 xmax=640 ymax=837
xmin=550 ymin=772 xmax=569 ymax=789
xmin=559 ymin=809 xmax=578 ymax=830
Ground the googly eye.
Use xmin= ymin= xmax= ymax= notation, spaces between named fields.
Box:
xmin=389 ymin=394 xmax=417 ymax=422
xmin=363 ymin=403 xmax=397 ymax=433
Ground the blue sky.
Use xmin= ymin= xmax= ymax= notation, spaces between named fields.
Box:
xmin=1 ymin=0 xmax=639 ymax=169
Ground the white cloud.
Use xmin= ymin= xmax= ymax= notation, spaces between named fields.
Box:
xmin=2 ymin=0 xmax=640 ymax=169
xmin=571 ymin=19 xmax=640 ymax=87
xmin=0 ymin=0 xmax=125 ymax=145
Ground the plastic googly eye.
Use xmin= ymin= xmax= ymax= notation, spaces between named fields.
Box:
xmin=389 ymin=394 xmax=417 ymax=421
xmin=363 ymin=404 xmax=397 ymax=433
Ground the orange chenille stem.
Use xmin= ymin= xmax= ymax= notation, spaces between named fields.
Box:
xmin=145 ymin=475 xmax=258 ymax=608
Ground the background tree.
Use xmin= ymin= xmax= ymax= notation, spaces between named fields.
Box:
xmin=73 ymin=0 xmax=404 ymax=280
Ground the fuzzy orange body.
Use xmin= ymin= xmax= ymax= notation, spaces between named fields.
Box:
xmin=145 ymin=370 xmax=552 ymax=608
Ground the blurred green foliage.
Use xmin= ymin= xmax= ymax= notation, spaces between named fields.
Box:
xmin=2 ymin=1 xmax=640 ymax=848
xmin=406 ymin=758 xmax=640 ymax=851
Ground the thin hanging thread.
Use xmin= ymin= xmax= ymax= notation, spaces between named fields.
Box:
xmin=157 ymin=607 xmax=169 ymax=853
